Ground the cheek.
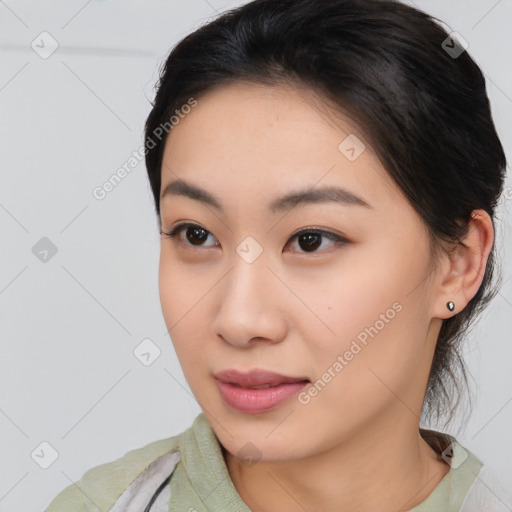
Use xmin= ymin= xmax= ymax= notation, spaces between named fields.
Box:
xmin=158 ymin=254 xmax=211 ymax=365
xmin=295 ymin=240 xmax=431 ymax=376
xmin=292 ymin=286 xmax=426 ymax=444
xmin=158 ymin=247 xmax=215 ymax=324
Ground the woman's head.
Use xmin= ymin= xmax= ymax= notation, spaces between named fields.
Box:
xmin=144 ymin=0 xmax=506 ymax=448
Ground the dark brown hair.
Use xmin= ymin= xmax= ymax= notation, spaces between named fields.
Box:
xmin=143 ymin=0 xmax=506 ymax=427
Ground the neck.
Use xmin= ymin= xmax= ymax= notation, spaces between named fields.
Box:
xmin=224 ymin=412 xmax=450 ymax=512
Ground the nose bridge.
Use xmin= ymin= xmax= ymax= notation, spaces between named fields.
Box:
xmin=213 ymin=242 xmax=287 ymax=345
xmin=225 ymin=245 xmax=271 ymax=310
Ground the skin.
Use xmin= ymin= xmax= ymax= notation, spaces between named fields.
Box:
xmin=157 ymin=82 xmax=494 ymax=511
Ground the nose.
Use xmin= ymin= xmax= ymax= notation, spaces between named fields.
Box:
xmin=211 ymin=254 xmax=288 ymax=348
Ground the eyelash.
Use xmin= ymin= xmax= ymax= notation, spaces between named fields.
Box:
xmin=160 ymin=222 xmax=348 ymax=253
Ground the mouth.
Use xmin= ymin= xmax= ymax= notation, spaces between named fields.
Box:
xmin=214 ymin=368 xmax=310 ymax=388
xmin=214 ymin=368 xmax=310 ymax=413
xmin=229 ymin=382 xmax=295 ymax=389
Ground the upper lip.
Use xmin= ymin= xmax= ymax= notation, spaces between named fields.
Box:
xmin=214 ymin=369 xmax=310 ymax=387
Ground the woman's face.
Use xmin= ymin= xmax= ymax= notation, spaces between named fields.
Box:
xmin=158 ymin=82 xmax=445 ymax=461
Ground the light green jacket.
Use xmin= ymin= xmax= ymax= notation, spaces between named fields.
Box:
xmin=44 ymin=413 xmax=493 ymax=512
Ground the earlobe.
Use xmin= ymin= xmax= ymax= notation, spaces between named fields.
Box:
xmin=435 ymin=209 xmax=494 ymax=319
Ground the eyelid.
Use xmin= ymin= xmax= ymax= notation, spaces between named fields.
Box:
xmin=289 ymin=226 xmax=348 ymax=243
xmin=161 ymin=222 xmax=349 ymax=251
xmin=161 ymin=222 xmax=219 ymax=247
xmin=285 ymin=226 xmax=348 ymax=252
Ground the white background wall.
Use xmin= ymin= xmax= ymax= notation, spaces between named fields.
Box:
xmin=0 ymin=1 xmax=510 ymax=510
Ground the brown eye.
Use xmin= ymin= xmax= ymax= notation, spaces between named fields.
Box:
xmin=297 ymin=232 xmax=322 ymax=252
xmin=287 ymin=229 xmax=347 ymax=253
xmin=161 ymin=223 xmax=218 ymax=247
xmin=185 ymin=225 xmax=209 ymax=245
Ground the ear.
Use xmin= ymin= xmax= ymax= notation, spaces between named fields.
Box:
xmin=433 ymin=209 xmax=495 ymax=319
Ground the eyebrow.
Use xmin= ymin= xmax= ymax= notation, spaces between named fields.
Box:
xmin=161 ymin=179 xmax=372 ymax=213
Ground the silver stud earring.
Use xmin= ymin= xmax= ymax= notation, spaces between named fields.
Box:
xmin=447 ymin=301 xmax=455 ymax=312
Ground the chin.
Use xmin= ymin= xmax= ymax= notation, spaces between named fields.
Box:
xmin=210 ymin=413 xmax=308 ymax=460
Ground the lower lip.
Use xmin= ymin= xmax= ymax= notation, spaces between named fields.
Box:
xmin=215 ymin=379 xmax=309 ymax=414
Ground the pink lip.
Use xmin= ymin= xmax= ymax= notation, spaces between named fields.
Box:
xmin=214 ymin=369 xmax=309 ymax=414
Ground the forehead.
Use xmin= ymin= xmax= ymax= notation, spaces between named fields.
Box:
xmin=160 ymin=81 xmax=401 ymax=214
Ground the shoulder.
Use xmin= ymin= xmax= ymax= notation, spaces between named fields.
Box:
xmin=420 ymin=428 xmax=511 ymax=511
xmin=44 ymin=433 xmax=183 ymax=512
xmin=459 ymin=463 xmax=512 ymax=511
